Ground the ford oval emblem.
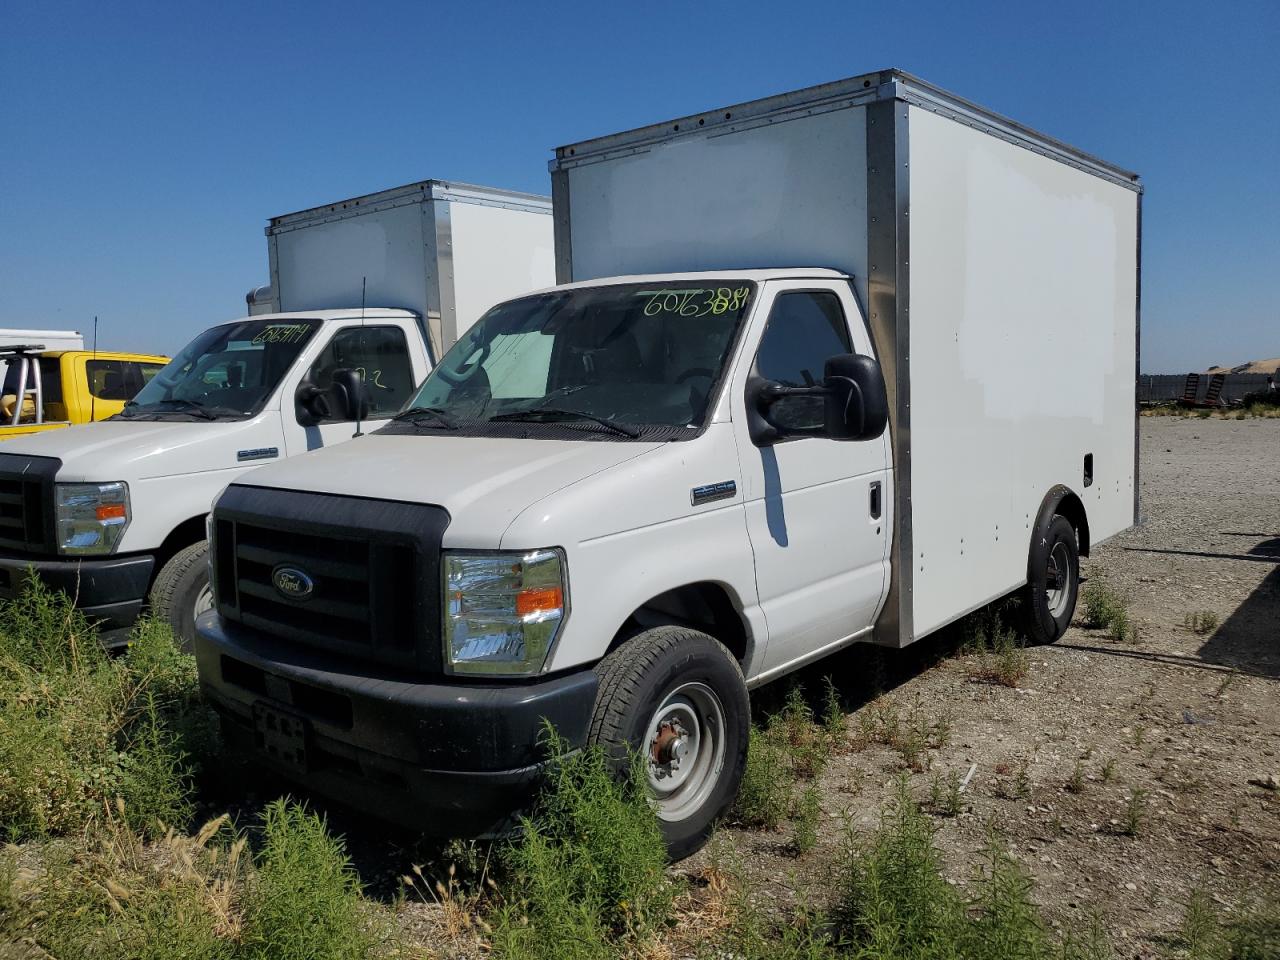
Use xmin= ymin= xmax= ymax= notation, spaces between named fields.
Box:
xmin=272 ymin=565 xmax=314 ymax=601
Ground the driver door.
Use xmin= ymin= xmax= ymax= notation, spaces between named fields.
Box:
xmin=281 ymin=324 xmax=418 ymax=454
xmin=731 ymin=280 xmax=891 ymax=677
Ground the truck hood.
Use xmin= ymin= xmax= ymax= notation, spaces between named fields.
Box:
xmin=0 ymin=418 xmax=274 ymax=482
xmin=231 ymin=432 xmax=663 ymax=546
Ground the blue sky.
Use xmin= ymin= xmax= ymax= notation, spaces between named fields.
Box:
xmin=2 ymin=0 xmax=1276 ymax=372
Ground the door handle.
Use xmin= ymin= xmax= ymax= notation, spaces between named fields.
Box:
xmin=869 ymin=480 xmax=882 ymax=520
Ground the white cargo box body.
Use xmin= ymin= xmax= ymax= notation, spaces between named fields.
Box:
xmin=551 ymin=69 xmax=1141 ymax=646
xmin=267 ymin=180 xmax=554 ymax=359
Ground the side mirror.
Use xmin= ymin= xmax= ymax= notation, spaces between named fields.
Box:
xmin=746 ymin=353 xmax=887 ymax=445
xmin=294 ymin=369 xmax=367 ymax=426
xmin=330 ymin=368 xmax=368 ymax=422
xmin=822 ymin=353 xmax=888 ymax=441
xmin=294 ymin=382 xmax=332 ymax=427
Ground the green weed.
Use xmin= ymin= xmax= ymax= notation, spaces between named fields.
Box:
xmin=777 ymin=684 xmax=830 ymax=780
xmin=928 ymin=771 xmax=963 ymax=818
xmin=488 ymin=733 xmax=673 ymax=960
xmin=853 ymin=696 xmax=951 ymax=771
xmin=1177 ymin=888 xmax=1280 ymax=959
xmin=0 ymin=582 xmax=206 ymax=840
xmin=1185 ymin=610 xmax=1221 ymax=635
xmin=1120 ymin=789 xmax=1146 ymax=837
xmin=1066 ymin=760 xmax=1085 ymax=794
xmin=241 ymin=800 xmax=392 ymax=960
xmin=822 ymin=675 xmax=846 ymax=743
xmin=964 ymin=617 xmax=1030 ymax=688
xmin=1081 ymin=580 xmax=1125 ymax=631
xmin=793 ymin=785 xmax=822 ymax=855
xmin=836 ymin=778 xmax=1116 ymax=959
xmin=733 ymin=727 xmax=791 ymax=830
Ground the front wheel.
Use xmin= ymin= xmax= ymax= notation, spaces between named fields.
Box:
xmin=1021 ymin=514 xmax=1079 ymax=644
xmin=149 ymin=540 xmax=213 ymax=653
xmin=588 ymin=626 xmax=749 ymax=861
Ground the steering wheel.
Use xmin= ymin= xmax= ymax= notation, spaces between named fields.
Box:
xmin=435 ymin=344 xmax=491 ymax=385
xmin=676 ymin=367 xmax=715 ymax=385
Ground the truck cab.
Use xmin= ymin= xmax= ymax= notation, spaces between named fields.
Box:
xmin=0 ymin=310 xmax=430 ymax=645
xmin=0 ymin=347 xmax=170 ymax=439
xmin=197 ymin=271 xmax=891 ymax=857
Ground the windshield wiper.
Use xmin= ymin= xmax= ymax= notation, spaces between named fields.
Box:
xmin=121 ymin=398 xmax=217 ymax=421
xmin=391 ymin=406 xmax=459 ymax=430
xmin=489 ymin=408 xmax=641 ymax=439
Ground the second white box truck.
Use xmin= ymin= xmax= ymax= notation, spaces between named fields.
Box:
xmin=196 ymin=71 xmax=1141 ymax=858
xmin=0 ymin=180 xmax=553 ymax=649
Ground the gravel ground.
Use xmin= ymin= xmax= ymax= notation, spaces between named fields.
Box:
xmin=359 ymin=417 xmax=1280 ymax=957
xmin=672 ymin=416 xmax=1280 ymax=956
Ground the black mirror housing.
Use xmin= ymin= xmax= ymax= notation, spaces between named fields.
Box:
xmin=823 ymin=353 xmax=888 ymax=441
xmin=294 ymin=382 xmax=331 ymax=427
xmin=330 ymin=368 xmax=368 ymax=422
xmin=746 ymin=353 xmax=888 ymax=446
xmin=294 ymin=369 xmax=367 ymax=427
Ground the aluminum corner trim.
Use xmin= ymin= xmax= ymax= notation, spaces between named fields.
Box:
xmin=551 ymin=168 xmax=574 ymax=284
xmin=866 ymin=98 xmax=913 ymax=647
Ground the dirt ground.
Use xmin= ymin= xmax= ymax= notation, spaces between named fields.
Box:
xmin=356 ymin=418 xmax=1280 ymax=957
xmin=665 ymin=415 xmax=1280 ymax=956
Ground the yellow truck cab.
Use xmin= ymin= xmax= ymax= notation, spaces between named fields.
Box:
xmin=0 ymin=347 xmax=170 ymax=439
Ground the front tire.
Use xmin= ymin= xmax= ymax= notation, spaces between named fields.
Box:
xmin=589 ymin=626 xmax=749 ymax=861
xmin=1022 ymin=514 xmax=1079 ymax=644
xmin=149 ymin=540 xmax=213 ymax=653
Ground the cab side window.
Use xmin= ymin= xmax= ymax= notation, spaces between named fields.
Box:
xmin=86 ymin=360 xmax=131 ymax=401
xmin=306 ymin=326 xmax=414 ymax=421
xmin=753 ymin=291 xmax=852 ymax=432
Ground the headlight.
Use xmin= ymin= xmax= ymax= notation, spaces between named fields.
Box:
xmin=55 ymin=482 xmax=131 ymax=555
xmin=443 ymin=549 xmax=567 ymax=677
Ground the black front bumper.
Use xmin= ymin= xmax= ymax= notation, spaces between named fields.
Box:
xmin=0 ymin=550 xmax=154 ymax=638
xmin=195 ymin=611 xmax=598 ymax=837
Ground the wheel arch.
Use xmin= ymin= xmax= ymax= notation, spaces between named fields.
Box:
xmin=150 ymin=514 xmax=209 ymax=587
xmin=1033 ymin=485 xmax=1090 ymax=558
xmin=607 ymin=581 xmax=754 ymax=670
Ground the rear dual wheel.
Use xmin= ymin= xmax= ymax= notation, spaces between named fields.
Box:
xmin=589 ymin=626 xmax=749 ymax=861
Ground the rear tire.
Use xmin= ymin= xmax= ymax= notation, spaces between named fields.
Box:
xmin=1021 ymin=514 xmax=1079 ymax=644
xmin=588 ymin=626 xmax=749 ymax=861
xmin=150 ymin=540 xmax=213 ymax=653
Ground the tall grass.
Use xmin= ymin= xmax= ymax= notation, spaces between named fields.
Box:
xmin=488 ymin=731 xmax=674 ymax=960
xmin=0 ymin=581 xmax=206 ymax=839
xmin=241 ymin=800 xmax=393 ymax=960
xmin=836 ymin=778 xmax=1113 ymax=960
xmin=3 ymin=800 xmax=394 ymax=960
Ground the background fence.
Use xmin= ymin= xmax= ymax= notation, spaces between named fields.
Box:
xmin=1139 ymin=373 xmax=1273 ymax=405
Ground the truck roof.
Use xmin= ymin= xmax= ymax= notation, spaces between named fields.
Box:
xmin=553 ymin=68 xmax=1140 ymax=191
xmin=529 ymin=268 xmax=852 ymax=296
xmin=41 ymin=350 xmax=170 ymax=363
xmin=209 ymin=308 xmax=420 ymax=328
xmin=267 ymin=180 xmax=551 ymax=234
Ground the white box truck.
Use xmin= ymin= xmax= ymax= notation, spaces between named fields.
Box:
xmin=0 ymin=180 xmax=553 ymax=648
xmin=196 ymin=71 xmax=1141 ymax=858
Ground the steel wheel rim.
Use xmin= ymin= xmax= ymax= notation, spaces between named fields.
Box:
xmin=1045 ymin=541 xmax=1072 ymax=619
xmin=644 ymin=681 xmax=726 ymax=822
xmin=193 ymin=582 xmax=214 ymax=619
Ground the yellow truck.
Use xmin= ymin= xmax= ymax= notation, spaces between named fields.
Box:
xmin=0 ymin=346 xmax=170 ymax=439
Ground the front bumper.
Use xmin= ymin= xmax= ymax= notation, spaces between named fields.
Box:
xmin=195 ymin=611 xmax=599 ymax=836
xmin=0 ymin=550 xmax=154 ymax=638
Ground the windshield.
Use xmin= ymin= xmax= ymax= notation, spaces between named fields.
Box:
xmin=400 ymin=281 xmax=755 ymax=439
xmin=119 ymin=319 xmax=320 ymax=420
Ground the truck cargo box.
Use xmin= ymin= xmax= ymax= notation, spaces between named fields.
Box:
xmin=550 ymin=69 xmax=1141 ymax=645
xmin=267 ymin=180 xmax=554 ymax=359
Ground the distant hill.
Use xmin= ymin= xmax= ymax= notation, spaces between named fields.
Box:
xmin=1205 ymin=358 xmax=1280 ymax=375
